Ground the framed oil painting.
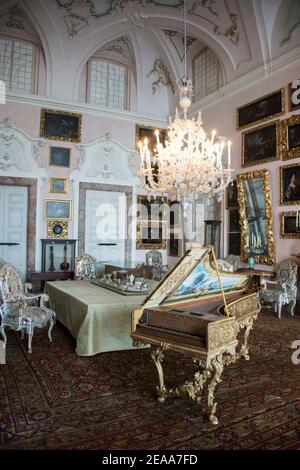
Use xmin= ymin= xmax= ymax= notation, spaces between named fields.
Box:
xmin=49 ymin=147 xmax=71 ymax=167
xmin=49 ymin=178 xmax=67 ymax=194
xmin=136 ymin=221 xmax=167 ymax=250
xmin=226 ymin=180 xmax=238 ymax=208
xmin=288 ymin=80 xmax=300 ymax=112
xmin=135 ymin=125 xmax=166 ymax=156
xmin=279 ymin=211 xmax=300 ymax=238
xmin=280 ymin=163 xmax=300 ymax=205
xmin=280 ymin=114 xmax=300 ymax=161
xmin=45 ymin=200 xmax=72 ymax=220
xmin=237 ymin=88 xmax=285 ymax=130
xmin=242 ymin=120 xmax=279 ymax=167
xmin=40 ymin=109 xmax=82 ymax=142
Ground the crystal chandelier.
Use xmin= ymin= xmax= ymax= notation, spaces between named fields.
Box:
xmin=138 ymin=0 xmax=233 ymax=201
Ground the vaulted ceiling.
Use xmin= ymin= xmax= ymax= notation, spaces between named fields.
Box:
xmin=0 ymin=0 xmax=299 ymax=106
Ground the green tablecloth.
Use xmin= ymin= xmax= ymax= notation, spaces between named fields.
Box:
xmin=45 ymin=280 xmax=153 ymax=356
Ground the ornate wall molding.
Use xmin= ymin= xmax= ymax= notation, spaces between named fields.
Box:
xmin=70 ymin=133 xmax=139 ymax=185
xmin=147 ymin=58 xmax=174 ymax=94
xmin=0 ymin=118 xmax=46 ymax=175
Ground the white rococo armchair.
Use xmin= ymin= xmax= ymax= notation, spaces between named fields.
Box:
xmin=259 ymin=260 xmax=298 ymax=318
xmin=0 ymin=264 xmax=56 ymax=353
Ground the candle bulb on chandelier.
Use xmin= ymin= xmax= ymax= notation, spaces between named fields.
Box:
xmin=228 ymin=140 xmax=231 ymax=167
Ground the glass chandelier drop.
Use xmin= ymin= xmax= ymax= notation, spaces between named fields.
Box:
xmin=138 ymin=0 xmax=233 ymax=201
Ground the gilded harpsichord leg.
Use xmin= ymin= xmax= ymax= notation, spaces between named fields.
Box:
xmin=207 ymin=349 xmax=237 ymax=425
xmin=167 ymin=357 xmax=210 ymax=404
xmin=150 ymin=344 xmax=169 ymax=403
xmin=237 ymin=314 xmax=257 ymax=360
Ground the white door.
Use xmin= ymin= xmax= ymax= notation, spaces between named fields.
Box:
xmin=85 ymin=190 xmax=126 ymax=266
xmin=0 ymin=185 xmax=28 ymax=280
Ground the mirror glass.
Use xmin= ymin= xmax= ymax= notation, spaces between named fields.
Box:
xmin=237 ymin=169 xmax=275 ymax=265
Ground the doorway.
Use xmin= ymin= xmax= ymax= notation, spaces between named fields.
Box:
xmin=85 ymin=189 xmax=126 ymax=266
xmin=0 ymin=185 xmax=28 ymax=280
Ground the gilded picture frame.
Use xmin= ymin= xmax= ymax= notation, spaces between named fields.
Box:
xmin=279 ymin=114 xmax=300 ymax=161
xmin=237 ymin=169 xmax=275 ymax=265
xmin=242 ymin=120 xmax=279 ymax=168
xmin=280 ymin=162 xmax=300 ymax=206
xmin=40 ymin=109 xmax=82 ymax=142
xmin=236 ymin=88 xmax=285 ymax=130
xmin=49 ymin=177 xmax=67 ymax=194
xmin=279 ymin=211 xmax=300 ymax=239
xmin=47 ymin=220 xmax=69 ymax=239
xmin=45 ymin=199 xmax=72 ymax=220
xmin=136 ymin=220 xmax=167 ymax=250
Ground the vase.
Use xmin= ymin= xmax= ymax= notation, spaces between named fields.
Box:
xmin=248 ymin=255 xmax=255 ymax=269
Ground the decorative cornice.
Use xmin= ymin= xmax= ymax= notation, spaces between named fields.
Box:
xmin=5 ymin=92 xmax=168 ymax=128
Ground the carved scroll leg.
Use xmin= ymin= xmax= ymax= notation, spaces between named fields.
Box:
xmin=290 ymin=300 xmax=296 ymax=316
xmin=239 ymin=317 xmax=254 ymax=361
xmin=207 ymin=354 xmax=224 ymax=425
xmin=0 ymin=326 xmax=7 ymax=345
xmin=150 ymin=346 xmax=167 ymax=403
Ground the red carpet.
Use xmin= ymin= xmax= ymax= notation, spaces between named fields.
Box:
xmin=0 ymin=310 xmax=300 ymax=450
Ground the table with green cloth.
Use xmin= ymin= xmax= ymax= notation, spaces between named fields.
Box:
xmin=45 ymin=280 xmax=154 ymax=356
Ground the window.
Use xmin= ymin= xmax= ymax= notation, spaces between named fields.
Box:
xmin=88 ymin=59 xmax=128 ymax=110
xmin=193 ymin=49 xmax=222 ymax=101
xmin=0 ymin=38 xmax=34 ymax=94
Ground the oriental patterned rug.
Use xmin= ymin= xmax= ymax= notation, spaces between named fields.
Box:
xmin=0 ymin=311 xmax=300 ymax=450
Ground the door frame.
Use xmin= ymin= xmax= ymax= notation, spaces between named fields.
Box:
xmin=0 ymin=177 xmax=37 ymax=273
xmin=79 ymin=182 xmax=133 ymax=263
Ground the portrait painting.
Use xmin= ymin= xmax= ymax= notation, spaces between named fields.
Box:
xmin=242 ymin=121 xmax=279 ymax=167
xmin=280 ymin=211 xmax=300 ymax=238
xmin=49 ymin=178 xmax=67 ymax=194
xmin=49 ymin=147 xmax=71 ymax=167
xmin=280 ymin=163 xmax=300 ymax=205
xmin=45 ymin=200 xmax=72 ymax=220
xmin=40 ymin=109 xmax=82 ymax=142
xmin=237 ymin=88 xmax=285 ymax=130
xmin=226 ymin=180 xmax=238 ymax=208
xmin=280 ymin=115 xmax=300 ymax=160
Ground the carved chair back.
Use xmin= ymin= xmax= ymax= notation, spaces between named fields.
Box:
xmin=277 ymin=261 xmax=298 ymax=294
xmin=146 ymin=250 xmax=162 ymax=268
xmin=0 ymin=264 xmax=24 ymax=303
xmin=75 ymin=254 xmax=96 ymax=280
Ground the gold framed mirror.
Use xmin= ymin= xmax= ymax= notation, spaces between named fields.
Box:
xmin=237 ymin=169 xmax=275 ymax=265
